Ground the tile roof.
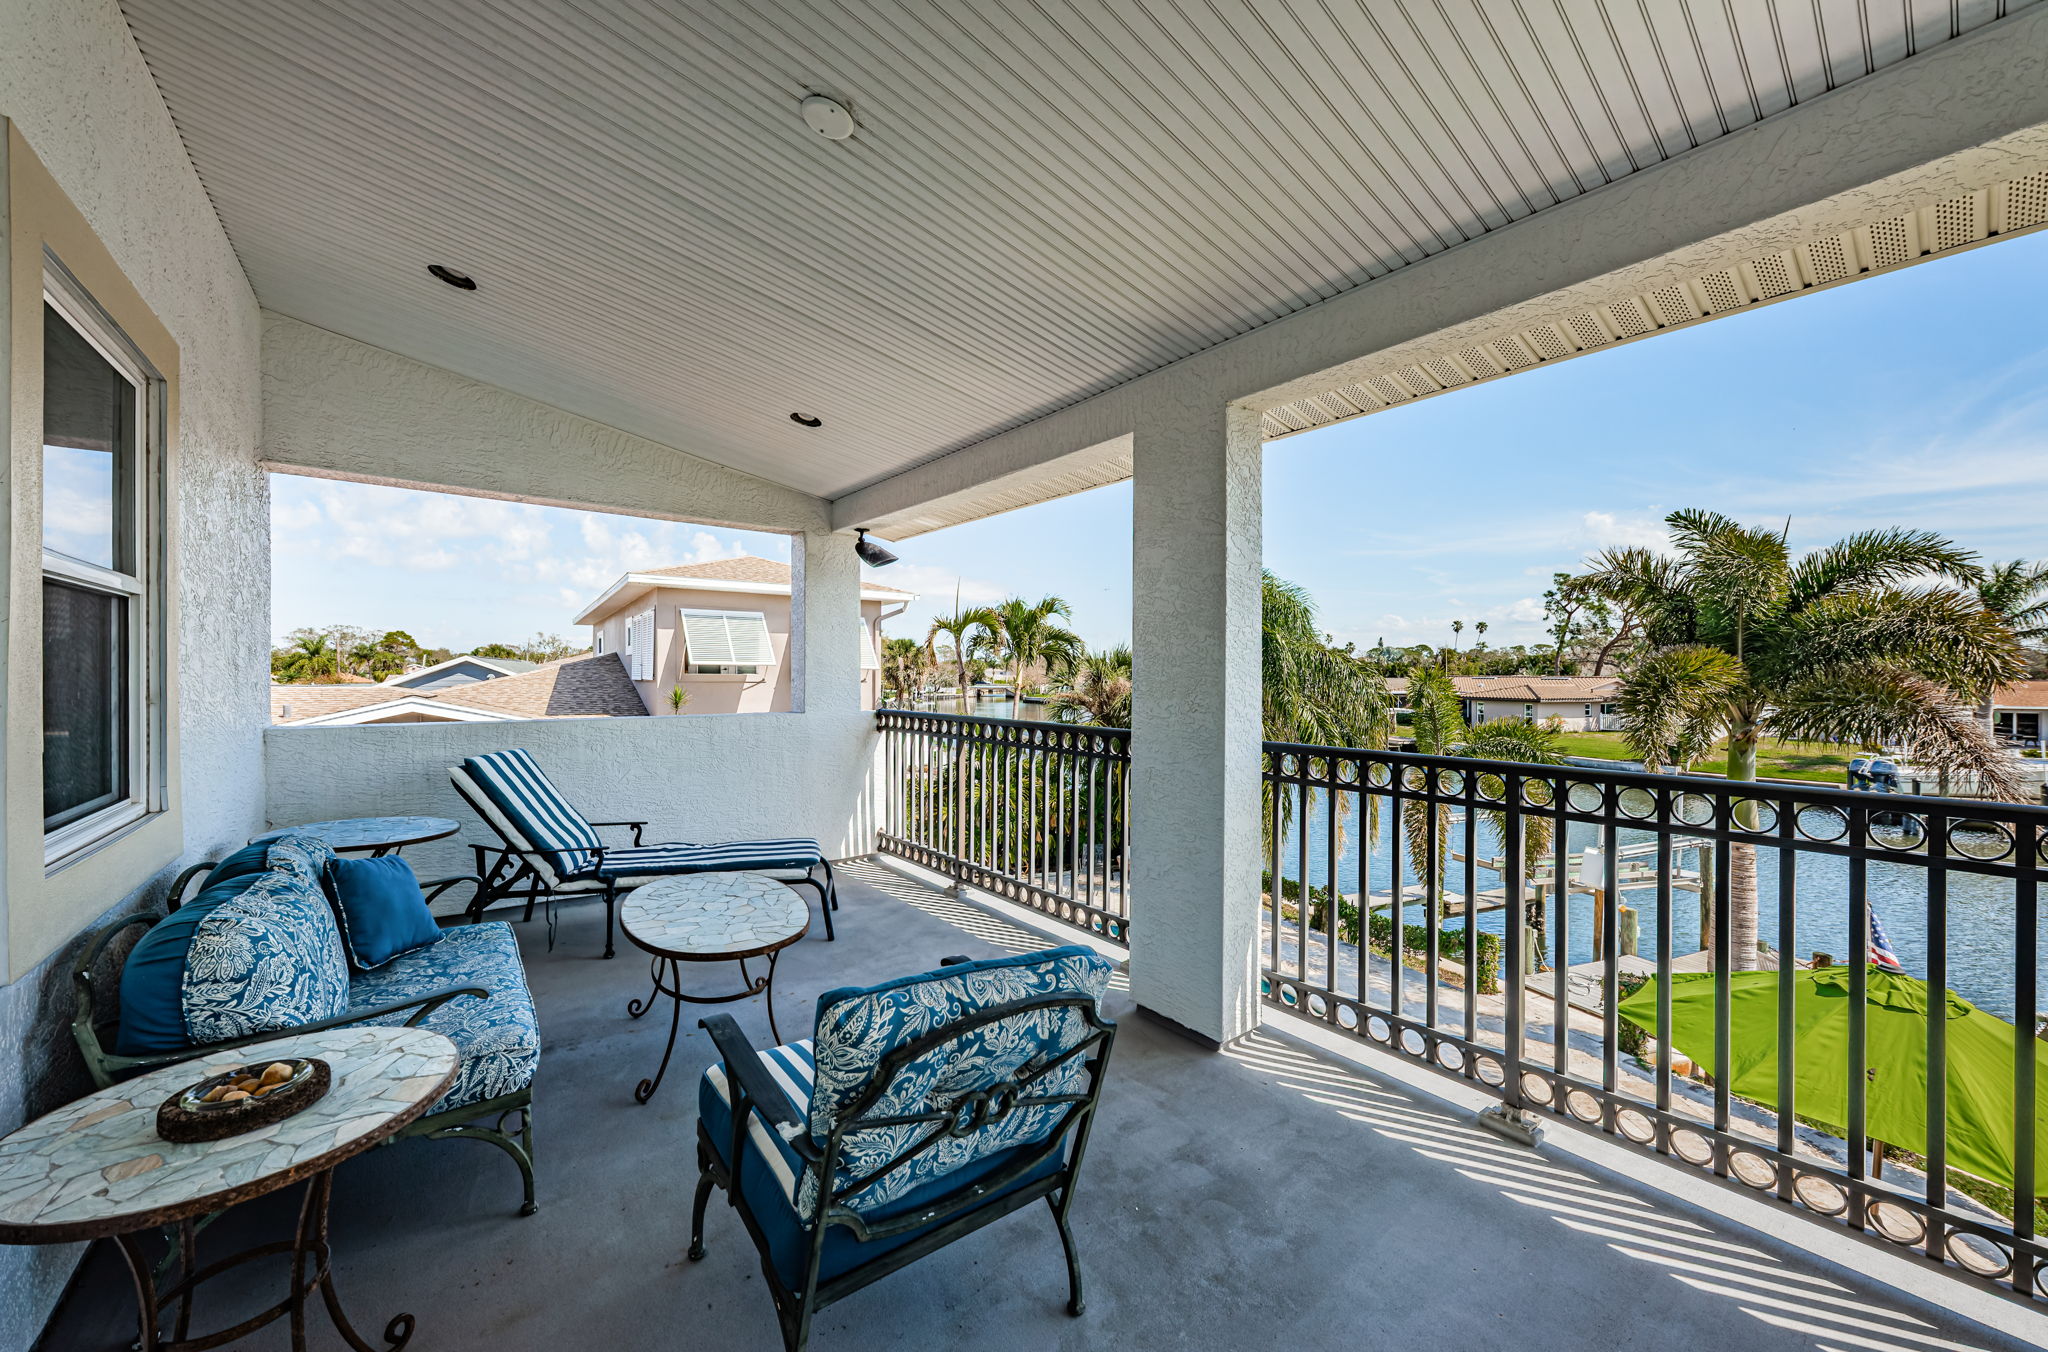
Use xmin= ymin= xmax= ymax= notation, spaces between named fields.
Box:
xmin=1386 ymin=675 xmax=1622 ymax=700
xmin=1992 ymin=680 xmax=2048 ymax=708
xmin=273 ymin=653 xmax=648 ymax=723
xmin=1460 ymin=676 xmax=1622 ymax=702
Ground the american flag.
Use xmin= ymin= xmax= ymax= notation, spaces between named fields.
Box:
xmin=1868 ymin=909 xmax=1905 ymax=972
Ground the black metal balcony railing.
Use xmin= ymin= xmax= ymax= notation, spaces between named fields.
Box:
xmin=1261 ymin=743 xmax=2045 ymax=1304
xmin=870 ymin=711 xmax=2046 ymax=1300
xmin=874 ymin=710 xmax=1130 ymax=942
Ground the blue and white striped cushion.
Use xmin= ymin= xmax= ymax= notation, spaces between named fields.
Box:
xmin=593 ymin=838 xmax=823 ymax=879
xmin=699 ymin=1039 xmax=817 ymax=1205
xmin=461 ymin=750 xmax=604 ymax=876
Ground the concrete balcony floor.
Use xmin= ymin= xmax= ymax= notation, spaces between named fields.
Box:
xmin=39 ymin=862 xmax=2044 ymax=1351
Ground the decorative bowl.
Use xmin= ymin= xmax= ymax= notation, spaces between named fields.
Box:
xmin=156 ymin=1057 xmax=330 ymax=1143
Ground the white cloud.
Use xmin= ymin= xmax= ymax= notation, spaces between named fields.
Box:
xmin=1580 ymin=510 xmax=1670 ymax=552
xmin=876 ymin=564 xmax=1005 ymax=611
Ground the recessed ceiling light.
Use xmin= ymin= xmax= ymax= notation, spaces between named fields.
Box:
xmin=427 ymin=264 xmax=477 ymax=290
xmin=790 ymin=412 xmax=822 ymax=427
xmin=800 ymin=95 xmax=855 ymax=141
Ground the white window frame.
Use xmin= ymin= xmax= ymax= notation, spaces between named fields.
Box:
xmin=42 ymin=256 xmax=167 ymax=869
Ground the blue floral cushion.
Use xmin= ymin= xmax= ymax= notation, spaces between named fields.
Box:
xmin=343 ymin=923 xmax=540 ymax=1111
xmin=180 ymin=869 xmax=351 ymax=1046
xmin=117 ymin=834 xmax=342 ymax=1056
xmin=699 ymin=1038 xmax=1063 ymax=1285
xmin=801 ymin=946 xmax=1113 ymax=1215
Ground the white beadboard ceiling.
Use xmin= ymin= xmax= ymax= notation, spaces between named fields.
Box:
xmin=123 ymin=0 xmax=2036 ymax=502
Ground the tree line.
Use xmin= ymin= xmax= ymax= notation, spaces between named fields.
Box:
xmin=271 ymin=626 xmax=587 ymax=683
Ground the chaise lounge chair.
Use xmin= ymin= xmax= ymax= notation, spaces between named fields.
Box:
xmin=692 ymin=946 xmax=1118 ymax=1351
xmin=450 ymin=748 xmax=836 ymax=957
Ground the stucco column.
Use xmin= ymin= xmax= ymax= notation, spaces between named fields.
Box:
xmin=1129 ymin=392 xmax=1264 ymax=1046
xmin=790 ymin=529 xmax=863 ymax=715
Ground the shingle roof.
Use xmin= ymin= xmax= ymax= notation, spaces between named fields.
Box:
xmin=273 ymin=653 xmax=648 ymax=723
xmin=270 ymin=685 xmax=399 ymax=722
xmin=410 ymin=653 xmax=648 ymax=718
xmin=640 ymin=554 xmax=916 ymax=598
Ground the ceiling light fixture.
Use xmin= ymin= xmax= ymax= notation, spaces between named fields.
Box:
xmin=427 ymin=264 xmax=477 ymax=290
xmin=790 ymin=412 xmax=822 ymax=427
xmin=800 ymin=94 xmax=856 ymax=141
xmin=854 ymin=529 xmax=898 ymax=568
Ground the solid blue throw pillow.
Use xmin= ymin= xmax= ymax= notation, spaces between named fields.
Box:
xmin=323 ymin=856 xmax=443 ymax=971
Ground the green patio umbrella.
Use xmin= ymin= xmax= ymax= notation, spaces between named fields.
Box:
xmin=1617 ymin=967 xmax=2048 ymax=1194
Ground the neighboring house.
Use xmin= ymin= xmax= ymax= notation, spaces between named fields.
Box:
xmin=381 ymin=655 xmax=537 ymax=691
xmin=272 ymin=653 xmax=646 ymax=725
xmin=1989 ymin=681 xmax=2048 ymax=747
xmin=1388 ymin=675 xmax=1622 ymax=732
xmin=573 ymin=556 xmax=915 ymax=714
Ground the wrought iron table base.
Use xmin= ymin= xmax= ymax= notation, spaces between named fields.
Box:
xmin=110 ymin=1169 xmax=412 ymax=1352
xmin=628 ymin=952 xmax=783 ymax=1103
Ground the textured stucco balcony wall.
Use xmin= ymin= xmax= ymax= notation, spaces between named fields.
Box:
xmin=0 ymin=1 xmax=268 ymax=1343
xmin=260 ymin=312 xmax=827 ymax=535
xmin=263 ymin=713 xmax=881 ymax=893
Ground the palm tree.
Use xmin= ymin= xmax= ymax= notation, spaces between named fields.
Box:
xmin=1474 ymin=620 xmax=1488 ymax=648
xmin=881 ymin=637 xmax=928 ymax=705
xmin=1261 ymin=572 xmax=1388 ymax=748
xmin=979 ymin=597 xmax=1083 ymax=715
xmin=1579 ymin=510 xmax=2024 ymax=969
xmin=1451 ymin=620 xmax=1464 ymax=651
xmin=924 ymin=609 xmax=993 ymax=702
xmin=292 ymin=633 xmax=334 ymax=681
xmin=1049 ymin=646 xmax=1132 ymax=727
xmin=1977 ymin=560 xmax=2048 ymax=643
xmin=1403 ymin=665 xmax=1564 ymax=916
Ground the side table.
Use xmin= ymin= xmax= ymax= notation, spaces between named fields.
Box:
xmin=0 ymin=1025 xmax=458 ymax=1351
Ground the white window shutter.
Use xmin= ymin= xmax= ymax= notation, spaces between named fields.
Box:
xmin=629 ymin=609 xmax=655 ymax=680
xmin=859 ymin=623 xmax=880 ymax=670
xmin=679 ymin=610 xmax=773 ymax=667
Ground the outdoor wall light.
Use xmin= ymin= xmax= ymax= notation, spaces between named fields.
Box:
xmin=790 ymin=412 xmax=823 ymax=427
xmin=855 ymin=529 xmax=898 ymax=568
xmin=427 ymin=264 xmax=477 ymax=290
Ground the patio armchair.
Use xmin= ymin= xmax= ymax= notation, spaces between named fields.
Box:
xmin=450 ymin=748 xmax=837 ymax=957
xmin=691 ymin=946 xmax=1117 ymax=1352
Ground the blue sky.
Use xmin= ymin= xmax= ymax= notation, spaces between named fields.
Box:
xmin=273 ymin=227 xmax=2048 ymax=655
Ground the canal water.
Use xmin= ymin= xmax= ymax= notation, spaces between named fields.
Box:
xmin=1289 ymin=792 xmax=2045 ymax=1022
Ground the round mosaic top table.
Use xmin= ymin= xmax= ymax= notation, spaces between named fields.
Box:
xmin=250 ymin=815 xmax=460 ymax=857
xmin=0 ymin=1025 xmax=458 ymax=1350
xmin=620 ymin=873 xmax=811 ymax=1102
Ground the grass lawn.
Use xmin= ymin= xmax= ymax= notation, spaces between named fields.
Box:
xmin=1547 ymin=730 xmax=1853 ymax=784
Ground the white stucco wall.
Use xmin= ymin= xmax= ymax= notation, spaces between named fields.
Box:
xmin=263 ymin=714 xmax=881 ymax=891
xmin=0 ymin=1 xmax=267 ymax=1344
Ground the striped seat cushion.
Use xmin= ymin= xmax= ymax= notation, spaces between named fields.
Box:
xmin=460 ymin=749 xmax=603 ymax=877
xmin=590 ymin=838 xmax=823 ymax=880
xmin=700 ymin=1038 xmax=817 ymax=1206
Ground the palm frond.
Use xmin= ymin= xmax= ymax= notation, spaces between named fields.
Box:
xmin=1773 ymin=586 xmax=2024 ymax=693
xmin=1613 ymin=644 xmax=1745 ymax=773
xmin=1765 ymin=669 xmax=2027 ymax=800
xmin=1785 ymin=528 xmax=1981 ymax=611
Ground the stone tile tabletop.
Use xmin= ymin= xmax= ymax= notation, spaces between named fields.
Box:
xmin=622 ymin=873 xmax=810 ymax=957
xmin=0 ymin=1026 xmax=457 ymax=1242
xmin=250 ymin=816 xmax=460 ymax=852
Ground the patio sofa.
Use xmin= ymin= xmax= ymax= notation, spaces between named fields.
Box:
xmin=71 ymin=832 xmax=541 ymax=1215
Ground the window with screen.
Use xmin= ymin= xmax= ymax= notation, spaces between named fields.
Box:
xmin=42 ymin=274 xmax=158 ymax=855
